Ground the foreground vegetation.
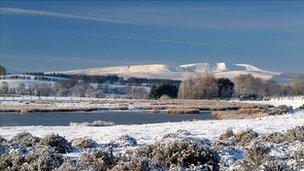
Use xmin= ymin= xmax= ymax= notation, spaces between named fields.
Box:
xmin=1 ymin=125 xmax=303 ymax=170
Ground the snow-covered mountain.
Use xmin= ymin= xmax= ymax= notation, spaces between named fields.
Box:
xmin=51 ymin=62 xmax=281 ymax=80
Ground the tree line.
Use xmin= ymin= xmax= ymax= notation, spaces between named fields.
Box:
xmin=1 ymin=74 xmax=304 ymax=99
xmin=149 ymin=74 xmax=304 ymax=99
xmin=0 ymin=80 xmax=149 ymax=99
xmin=24 ymin=72 xmax=181 ymax=86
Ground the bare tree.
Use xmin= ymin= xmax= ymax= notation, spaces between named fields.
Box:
xmin=279 ymin=85 xmax=292 ymax=96
xmin=178 ymin=74 xmax=218 ymax=99
xmin=292 ymin=76 xmax=304 ymax=95
xmin=234 ymin=74 xmax=262 ymax=97
xmin=127 ymin=87 xmax=148 ymax=99
xmin=178 ymin=79 xmax=195 ymax=99
xmin=0 ymin=81 xmax=9 ymax=95
xmin=54 ymin=80 xmax=77 ymax=96
xmin=33 ymin=83 xmax=54 ymax=96
xmin=260 ymin=79 xmax=280 ymax=97
xmin=194 ymin=74 xmax=218 ymax=99
xmin=70 ymin=83 xmax=87 ymax=97
xmin=84 ymin=84 xmax=96 ymax=97
xmin=16 ymin=83 xmax=27 ymax=95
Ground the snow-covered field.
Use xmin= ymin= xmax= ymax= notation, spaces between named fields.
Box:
xmin=1 ymin=98 xmax=303 ymax=170
xmin=0 ymin=79 xmax=55 ymax=88
xmin=1 ymin=110 xmax=303 ymax=145
xmin=1 ymin=97 xmax=302 ymax=145
xmin=236 ymin=96 xmax=304 ymax=108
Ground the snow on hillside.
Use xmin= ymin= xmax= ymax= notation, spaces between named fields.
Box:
xmin=0 ymin=74 xmax=66 ymax=88
xmin=0 ymin=79 xmax=54 ymax=88
xmin=51 ymin=62 xmax=281 ymax=80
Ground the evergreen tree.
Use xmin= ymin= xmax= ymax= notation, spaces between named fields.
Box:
xmin=0 ymin=65 xmax=7 ymax=75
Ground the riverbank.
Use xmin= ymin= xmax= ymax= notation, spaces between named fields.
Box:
xmin=1 ymin=110 xmax=303 ymax=144
xmin=1 ymin=111 xmax=303 ymax=170
xmin=0 ymin=96 xmax=270 ymax=113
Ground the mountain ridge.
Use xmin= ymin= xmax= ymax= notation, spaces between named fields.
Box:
xmin=49 ymin=62 xmax=281 ymax=80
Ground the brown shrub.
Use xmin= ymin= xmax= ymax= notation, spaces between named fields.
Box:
xmin=80 ymin=148 xmax=117 ymax=170
xmin=219 ymin=128 xmax=235 ymax=141
xmin=111 ymin=158 xmax=155 ymax=171
xmin=40 ymin=134 xmax=72 ymax=153
xmin=176 ymin=129 xmax=191 ymax=136
xmin=212 ymin=110 xmax=268 ymax=120
xmin=269 ymin=105 xmax=293 ymax=115
xmin=168 ymin=108 xmax=199 ymax=114
xmin=292 ymin=145 xmax=304 ymax=166
xmin=149 ymin=137 xmax=219 ymax=169
xmin=262 ymin=125 xmax=304 ymax=144
xmin=238 ymin=141 xmax=270 ymax=171
xmin=71 ymin=137 xmax=97 ymax=148
xmin=109 ymin=135 xmax=138 ymax=148
xmin=235 ymin=129 xmax=259 ymax=146
xmin=11 ymin=132 xmax=40 ymax=147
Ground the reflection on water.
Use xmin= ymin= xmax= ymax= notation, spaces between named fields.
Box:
xmin=0 ymin=111 xmax=212 ymax=126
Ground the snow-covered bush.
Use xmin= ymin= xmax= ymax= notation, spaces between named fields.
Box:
xmin=1 ymin=126 xmax=303 ymax=171
xmin=235 ymin=129 xmax=259 ymax=146
xmin=237 ymin=141 xmax=270 ymax=170
xmin=70 ymin=120 xmax=115 ymax=127
xmin=71 ymin=137 xmax=97 ymax=148
xmin=110 ymin=157 xmax=163 ymax=171
xmin=55 ymin=159 xmax=79 ymax=171
xmin=0 ymin=155 xmax=12 ymax=170
xmin=285 ymin=125 xmax=304 ymax=142
xmin=176 ymin=129 xmax=191 ymax=136
xmin=25 ymin=145 xmax=64 ymax=171
xmin=262 ymin=125 xmax=304 ymax=144
xmin=0 ymin=143 xmax=63 ymax=171
xmin=235 ymin=140 xmax=304 ymax=170
xmin=149 ymin=137 xmax=219 ymax=169
xmin=109 ymin=135 xmax=138 ymax=148
xmin=261 ymin=132 xmax=286 ymax=144
xmin=219 ymin=128 xmax=235 ymax=141
xmin=11 ymin=132 xmax=40 ymax=147
xmin=268 ymin=105 xmax=293 ymax=115
xmin=115 ymin=137 xmax=217 ymax=170
xmin=80 ymin=148 xmax=117 ymax=170
xmin=292 ymin=145 xmax=304 ymax=167
xmin=161 ymin=133 xmax=178 ymax=139
xmin=40 ymin=134 xmax=72 ymax=153
xmin=298 ymin=104 xmax=304 ymax=110
xmin=216 ymin=126 xmax=304 ymax=170
xmin=0 ymin=136 xmax=7 ymax=144
xmin=214 ymin=129 xmax=237 ymax=149
xmin=0 ymin=136 xmax=9 ymax=155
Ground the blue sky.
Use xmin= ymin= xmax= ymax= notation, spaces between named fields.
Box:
xmin=1 ymin=1 xmax=303 ymax=73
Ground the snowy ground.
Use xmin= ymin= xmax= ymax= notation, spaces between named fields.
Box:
xmin=234 ymin=96 xmax=304 ymax=108
xmin=1 ymin=98 xmax=303 ymax=170
xmin=1 ymin=110 xmax=303 ymax=146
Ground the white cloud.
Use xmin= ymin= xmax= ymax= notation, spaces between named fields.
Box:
xmin=0 ymin=7 xmax=142 ymax=25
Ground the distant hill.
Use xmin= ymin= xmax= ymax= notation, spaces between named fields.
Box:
xmin=50 ymin=62 xmax=282 ymax=80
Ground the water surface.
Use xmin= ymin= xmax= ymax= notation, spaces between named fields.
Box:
xmin=0 ymin=111 xmax=212 ymax=126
